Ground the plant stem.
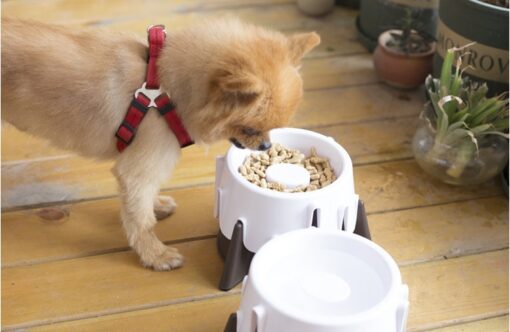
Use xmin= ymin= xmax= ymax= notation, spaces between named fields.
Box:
xmin=446 ymin=141 xmax=476 ymax=178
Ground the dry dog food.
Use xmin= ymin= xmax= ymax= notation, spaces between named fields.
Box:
xmin=239 ymin=143 xmax=336 ymax=192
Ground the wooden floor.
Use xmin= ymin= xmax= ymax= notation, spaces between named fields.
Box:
xmin=2 ymin=1 xmax=508 ymax=331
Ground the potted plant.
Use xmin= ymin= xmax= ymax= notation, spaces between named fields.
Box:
xmin=373 ymin=8 xmax=436 ymax=89
xmin=357 ymin=0 xmax=438 ymax=52
xmin=413 ymin=46 xmax=509 ymax=185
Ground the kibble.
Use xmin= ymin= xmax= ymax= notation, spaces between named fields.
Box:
xmin=238 ymin=143 xmax=336 ymax=193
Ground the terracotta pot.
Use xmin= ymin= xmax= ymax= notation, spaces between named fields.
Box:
xmin=373 ymin=29 xmax=436 ymax=89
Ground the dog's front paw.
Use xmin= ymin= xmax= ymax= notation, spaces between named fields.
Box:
xmin=141 ymin=246 xmax=184 ymax=271
xmin=154 ymin=195 xmax=177 ymax=220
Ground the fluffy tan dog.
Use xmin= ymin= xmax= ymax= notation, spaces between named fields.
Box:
xmin=2 ymin=18 xmax=320 ymax=270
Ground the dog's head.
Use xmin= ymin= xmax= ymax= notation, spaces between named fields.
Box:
xmin=161 ymin=20 xmax=320 ymax=150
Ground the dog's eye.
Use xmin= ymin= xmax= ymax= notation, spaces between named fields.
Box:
xmin=242 ymin=127 xmax=261 ymax=137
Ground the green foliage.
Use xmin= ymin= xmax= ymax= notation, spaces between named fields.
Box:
xmin=424 ymin=46 xmax=509 ymax=178
xmin=426 ymin=47 xmax=509 ymax=142
xmin=386 ymin=8 xmax=435 ymax=54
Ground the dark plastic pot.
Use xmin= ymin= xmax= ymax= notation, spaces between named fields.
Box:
xmin=357 ymin=0 xmax=439 ymax=52
xmin=502 ymin=162 xmax=509 ymax=197
xmin=336 ymin=0 xmax=360 ymax=8
xmin=433 ymin=0 xmax=509 ymax=96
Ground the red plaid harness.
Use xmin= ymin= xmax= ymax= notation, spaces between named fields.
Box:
xmin=115 ymin=25 xmax=194 ymax=152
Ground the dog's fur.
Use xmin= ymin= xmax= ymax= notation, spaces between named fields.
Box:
xmin=2 ymin=18 xmax=320 ymax=270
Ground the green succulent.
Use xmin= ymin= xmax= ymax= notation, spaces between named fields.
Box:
xmin=385 ymin=8 xmax=435 ymax=54
xmin=424 ymin=45 xmax=509 ymax=178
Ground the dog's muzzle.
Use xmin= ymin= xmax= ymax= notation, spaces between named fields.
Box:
xmin=229 ymin=138 xmax=272 ymax=151
xmin=230 ymin=138 xmax=245 ymax=149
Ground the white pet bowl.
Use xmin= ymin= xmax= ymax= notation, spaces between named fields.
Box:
xmin=215 ymin=127 xmax=359 ymax=248
xmin=225 ymin=228 xmax=409 ymax=332
xmin=215 ymin=128 xmax=364 ymax=290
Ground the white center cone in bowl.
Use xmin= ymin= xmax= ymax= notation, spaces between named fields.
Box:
xmin=235 ymin=228 xmax=409 ymax=332
xmin=265 ymin=163 xmax=310 ymax=189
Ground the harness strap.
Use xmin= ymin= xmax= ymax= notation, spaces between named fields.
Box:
xmin=115 ymin=25 xmax=194 ymax=153
xmin=146 ymin=25 xmax=165 ymax=89
xmin=115 ymin=93 xmax=151 ymax=152
xmin=155 ymin=94 xmax=194 ymax=148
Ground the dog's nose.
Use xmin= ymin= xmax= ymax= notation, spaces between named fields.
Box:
xmin=258 ymin=141 xmax=272 ymax=151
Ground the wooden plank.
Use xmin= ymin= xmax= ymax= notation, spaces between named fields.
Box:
xmin=1 ymin=83 xmax=426 ymax=209
xmin=316 ymin=116 xmax=416 ymax=165
xmin=1 ymin=186 xmax=218 ymax=267
xmin=2 ymin=10 xmax=365 ymax=61
xmin=101 ymin=13 xmax=364 ymax=59
xmin=2 ymin=2 xmax=356 ymax=32
xmin=32 ymin=295 xmax=242 ymax=332
xmin=3 ymin=244 xmax=507 ymax=330
xmin=29 ymin=305 xmax=510 ymax=332
xmin=405 ymin=250 xmax=508 ymax=331
xmin=2 ymin=238 xmax=235 ymax=330
xmin=425 ymin=315 xmax=509 ymax=332
xmin=355 ymin=160 xmax=503 ymax=214
xmin=1 ymin=52 xmax=377 ymax=163
xmin=1 ymin=0 xmax=295 ymax=24
xmin=370 ymin=196 xmax=509 ymax=265
xmin=28 ymin=300 xmax=510 ymax=332
xmin=3 ymin=189 xmax=507 ymax=269
xmin=298 ymin=24 xmax=367 ymax=59
xmin=300 ymin=53 xmax=376 ymax=90
xmin=2 ymin=239 xmax=235 ymax=327
xmin=294 ymin=84 xmax=423 ymax=128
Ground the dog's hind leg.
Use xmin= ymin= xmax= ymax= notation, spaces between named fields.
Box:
xmin=113 ymin=148 xmax=183 ymax=271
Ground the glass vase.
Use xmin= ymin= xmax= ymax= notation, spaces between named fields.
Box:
xmin=412 ymin=106 xmax=509 ymax=185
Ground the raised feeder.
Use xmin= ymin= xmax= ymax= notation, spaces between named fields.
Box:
xmin=215 ymin=128 xmax=370 ymax=291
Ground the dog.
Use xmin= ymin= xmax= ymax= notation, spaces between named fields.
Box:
xmin=2 ymin=18 xmax=320 ymax=271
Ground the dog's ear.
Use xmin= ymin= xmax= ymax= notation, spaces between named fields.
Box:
xmin=213 ymin=69 xmax=264 ymax=105
xmin=288 ymin=32 xmax=321 ymax=65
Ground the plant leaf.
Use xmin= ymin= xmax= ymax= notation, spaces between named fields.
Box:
xmin=469 ymin=123 xmax=492 ymax=134
xmin=470 ymin=99 xmax=505 ymax=126
xmin=475 ymin=130 xmax=509 ymax=139
xmin=439 ymin=49 xmax=454 ymax=96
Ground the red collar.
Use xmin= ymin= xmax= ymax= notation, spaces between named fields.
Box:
xmin=115 ymin=25 xmax=194 ymax=152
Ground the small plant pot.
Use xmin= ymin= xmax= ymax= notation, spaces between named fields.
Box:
xmin=297 ymin=0 xmax=335 ymax=16
xmin=215 ymin=128 xmax=369 ymax=290
xmin=373 ymin=30 xmax=436 ymax=89
xmin=223 ymin=228 xmax=409 ymax=332
xmin=412 ymin=107 xmax=509 ymax=185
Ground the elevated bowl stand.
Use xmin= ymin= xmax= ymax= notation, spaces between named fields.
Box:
xmin=220 ymin=199 xmax=372 ymax=332
xmin=217 ymin=199 xmax=371 ymax=292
